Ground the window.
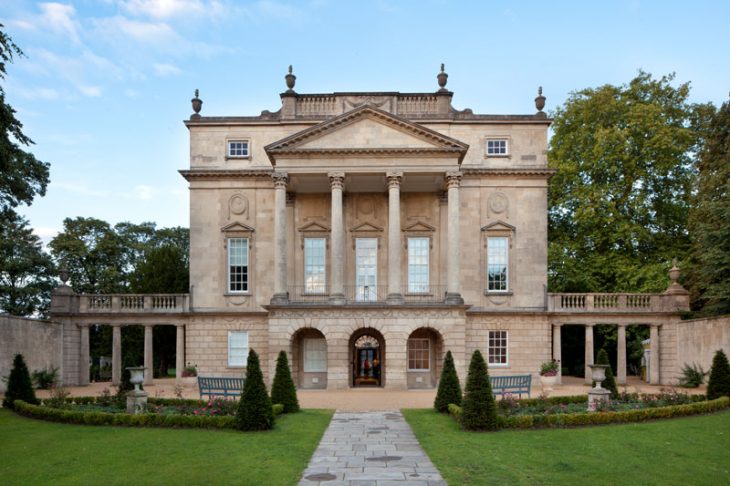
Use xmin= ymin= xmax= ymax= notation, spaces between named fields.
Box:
xmin=304 ymin=238 xmax=326 ymax=293
xmin=486 ymin=139 xmax=508 ymax=156
xmin=408 ymin=338 xmax=430 ymax=371
xmin=227 ymin=140 xmax=249 ymax=158
xmin=407 ymin=237 xmax=429 ymax=293
xmin=488 ymin=330 xmax=508 ymax=366
xmin=303 ymin=338 xmax=327 ymax=372
xmin=228 ymin=331 xmax=249 ymax=367
xmin=355 ymin=238 xmax=378 ymax=301
xmin=228 ymin=238 xmax=249 ymax=292
xmin=487 ymin=236 xmax=508 ymax=291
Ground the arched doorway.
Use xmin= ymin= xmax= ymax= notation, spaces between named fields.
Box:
xmin=349 ymin=328 xmax=385 ymax=387
xmin=291 ymin=328 xmax=327 ymax=389
xmin=407 ymin=328 xmax=444 ymax=389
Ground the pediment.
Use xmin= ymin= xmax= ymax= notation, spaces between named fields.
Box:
xmin=403 ymin=221 xmax=436 ymax=232
xmin=350 ymin=221 xmax=384 ymax=233
xmin=298 ymin=221 xmax=330 ymax=233
xmin=265 ymin=105 xmax=468 ymax=163
xmin=481 ymin=220 xmax=515 ymax=232
xmin=221 ymin=222 xmax=255 ymax=233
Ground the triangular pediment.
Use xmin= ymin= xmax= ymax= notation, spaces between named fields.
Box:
xmin=350 ymin=221 xmax=384 ymax=233
xmin=265 ymin=105 xmax=468 ymax=164
xmin=403 ymin=221 xmax=436 ymax=232
xmin=221 ymin=222 xmax=255 ymax=233
xmin=298 ymin=221 xmax=330 ymax=233
xmin=481 ymin=220 xmax=515 ymax=232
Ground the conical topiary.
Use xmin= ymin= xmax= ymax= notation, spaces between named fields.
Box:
xmin=271 ymin=350 xmax=299 ymax=413
xmin=434 ymin=350 xmax=462 ymax=413
xmin=595 ymin=348 xmax=619 ymax=399
xmin=461 ymin=350 xmax=498 ymax=431
xmin=237 ymin=349 xmax=274 ymax=431
xmin=707 ymin=349 xmax=730 ymax=400
xmin=3 ymin=354 xmax=39 ymax=409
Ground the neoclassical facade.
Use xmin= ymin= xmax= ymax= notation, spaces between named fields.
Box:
xmin=51 ymin=67 xmax=698 ymax=390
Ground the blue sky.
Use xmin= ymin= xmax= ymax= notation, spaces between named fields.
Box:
xmin=3 ymin=0 xmax=729 ymax=244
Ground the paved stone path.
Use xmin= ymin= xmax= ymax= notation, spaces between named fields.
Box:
xmin=298 ymin=410 xmax=446 ymax=486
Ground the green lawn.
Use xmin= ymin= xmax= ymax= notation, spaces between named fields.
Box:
xmin=0 ymin=408 xmax=333 ymax=486
xmin=403 ymin=409 xmax=730 ymax=486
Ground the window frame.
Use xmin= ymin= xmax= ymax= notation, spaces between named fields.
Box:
xmin=483 ymin=136 xmax=511 ymax=158
xmin=228 ymin=330 xmax=249 ymax=368
xmin=355 ymin=237 xmax=378 ymax=302
xmin=486 ymin=236 xmax=509 ymax=293
xmin=406 ymin=236 xmax=430 ymax=294
xmin=226 ymin=139 xmax=251 ymax=159
xmin=487 ymin=330 xmax=509 ymax=367
xmin=407 ymin=338 xmax=431 ymax=371
xmin=227 ymin=237 xmax=250 ymax=294
xmin=302 ymin=338 xmax=327 ymax=372
xmin=303 ymin=237 xmax=327 ymax=295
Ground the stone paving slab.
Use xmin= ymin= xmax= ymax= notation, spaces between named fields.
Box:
xmin=298 ymin=411 xmax=446 ymax=486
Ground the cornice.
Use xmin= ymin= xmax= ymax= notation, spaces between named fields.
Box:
xmin=462 ymin=167 xmax=557 ymax=178
xmin=179 ymin=169 xmax=273 ymax=181
xmin=271 ymin=147 xmax=466 ymax=158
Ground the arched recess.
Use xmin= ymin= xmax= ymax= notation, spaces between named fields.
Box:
xmin=349 ymin=328 xmax=385 ymax=388
xmin=406 ymin=327 xmax=444 ymax=389
xmin=290 ymin=328 xmax=327 ymax=389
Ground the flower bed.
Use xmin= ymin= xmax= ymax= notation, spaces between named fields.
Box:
xmin=14 ymin=397 xmax=284 ymax=430
xmin=447 ymin=393 xmax=729 ymax=430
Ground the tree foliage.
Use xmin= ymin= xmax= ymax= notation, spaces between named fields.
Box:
xmin=595 ymin=348 xmax=619 ymax=399
xmin=237 ymin=349 xmax=274 ymax=431
xmin=2 ymin=353 xmax=38 ymax=409
xmin=688 ymin=95 xmax=730 ymax=314
xmin=706 ymin=349 xmax=730 ymax=400
xmin=270 ymin=350 xmax=299 ymax=413
xmin=0 ymin=24 xmax=50 ymax=211
xmin=548 ymin=71 xmax=714 ymax=293
xmin=0 ymin=209 xmax=55 ymax=316
xmin=461 ymin=350 xmax=498 ymax=431
xmin=434 ymin=350 xmax=462 ymax=413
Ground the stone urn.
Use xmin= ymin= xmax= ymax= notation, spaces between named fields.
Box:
xmin=540 ymin=374 xmax=558 ymax=394
xmin=126 ymin=366 xmax=148 ymax=414
xmin=587 ymin=364 xmax=611 ymax=411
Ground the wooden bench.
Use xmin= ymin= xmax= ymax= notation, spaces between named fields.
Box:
xmin=490 ymin=375 xmax=532 ymax=398
xmin=197 ymin=376 xmax=245 ymax=399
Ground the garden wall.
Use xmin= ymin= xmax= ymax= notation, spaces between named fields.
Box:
xmin=0 ymin=315 xmax=62 ymax=393
xmin=674 ymin=315 xmax=730 ymax=377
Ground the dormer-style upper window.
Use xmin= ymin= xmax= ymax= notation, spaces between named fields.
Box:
xmin=486 ymin=139 xmax=508 ymax=156
xmin=228 ymin=140 xmax=250 ymax=158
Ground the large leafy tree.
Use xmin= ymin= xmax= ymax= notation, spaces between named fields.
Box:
xmin=0 ymin=24 xmax=50 ymax=211
xmin=0 ymin=209 xmax=55 ymax=316
xmin=688 ymin=95 xmax=730 ymax=315
xmin=548 ymin=71 xmax=713 ymax=293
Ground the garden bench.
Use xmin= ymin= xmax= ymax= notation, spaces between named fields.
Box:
xmin=490 ymin=375 xmax=532 ymax=398
xmin=197 ymin=376 xmax=245 ymax=399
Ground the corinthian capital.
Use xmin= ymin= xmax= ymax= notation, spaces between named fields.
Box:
xmin=445 ymin=170 xmax=462 ymax=189
xmin=271 ymin=171 xmax=289 ymax=189
xmin=328 ymin=172 xmax=345 ymax=190
xmin=386 ymin=171 xmax=403 ymax=189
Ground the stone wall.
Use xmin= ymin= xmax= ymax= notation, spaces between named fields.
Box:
xmin=0 ymin=315 xmax=62 ymax=393
xmin=673 ymin=316 xmax=730 ymax=381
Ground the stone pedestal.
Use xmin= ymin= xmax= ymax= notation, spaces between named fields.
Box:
xmin=126 ymin=390 xmax=148 ymax=414
xmin=588 ymin=388 xmax=611 ymax=411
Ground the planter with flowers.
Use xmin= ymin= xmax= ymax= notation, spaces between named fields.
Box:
xmin=539 ymin=360 xmax=560 ymax=391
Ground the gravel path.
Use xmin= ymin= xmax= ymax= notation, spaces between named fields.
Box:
xmin=298 ymin=410 xmax=446 ymax=486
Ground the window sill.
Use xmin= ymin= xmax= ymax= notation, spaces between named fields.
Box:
xmin=225 ymin=155 xmax=252 ymax=161
xmin=407 ymin=369 xmax=430 ymax=372
xmin=484 ymin=154 xmax=511 ymax=159
xmin=488 ymin=364 xmax=509 ymax=368
xmin=484 ymin=290 xmax=513 ymax=296
xmin=225 ymin=292 xmax=252 ymax=297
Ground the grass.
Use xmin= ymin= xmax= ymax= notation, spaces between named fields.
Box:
xmin=403 ymin=408 xmax=730 ymax=485
xmin=0 ymin=408 xmax=333 ymax=486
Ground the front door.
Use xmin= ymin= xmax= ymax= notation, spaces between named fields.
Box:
xmin=353 ymin=343 xmax=381 ymax=386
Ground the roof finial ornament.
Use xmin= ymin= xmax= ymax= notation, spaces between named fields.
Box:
xmin=285 ymin=65 xmax=296 ymax=93
xmin=191 ymin=89 xmax=202 ymax=119
xmin=437 ymin=63 xmax=448 ymax=92
xmin=535 ymin=86 xmax=546 ymax=116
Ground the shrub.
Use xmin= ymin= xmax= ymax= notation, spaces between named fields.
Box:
xmin=448 ymin=403 xmax=462 ymax=419
xmin=595 ymin=349 xmax=619 ymax=399
xmin=461 ymin=350 xmax=498 ymax=431
xmin=236 ymin=349 xmax=274 ymax=431
xmin=270 ymin=350 xmax=299 ymax=413
xmin=707 ymin=349 xmax=730 ymax=400
xmin=434 ymin=350 xmax=462 ymax=413
xmin=31 ymin=367 xmax=58 ymax=389
xmin=678 ymin=362 xmax=708 ymax=388
xmin=272 ymin=403 xmax=284 ymax=416
xmin=3 ymin=354 xmax=39 ymax=409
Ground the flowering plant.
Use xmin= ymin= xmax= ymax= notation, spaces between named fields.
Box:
xmin=539 ymin=360 xmax=560 ymax=377
xmin=181 ymin=363 xmax=198 ymax=377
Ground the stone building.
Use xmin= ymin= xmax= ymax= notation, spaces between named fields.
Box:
xmin=49 ymin=66 xmax=702 ymax=391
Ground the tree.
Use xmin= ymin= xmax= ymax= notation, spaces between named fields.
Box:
xmin=461 ymin=350 xmax=498 ymax=431
xmin=0 ymin=25 xmax=50 ymax=211
xmin=595 ymin=348 xmax=619 ymax=399
xmin=434 ymin=350 xmax=462 ymax=413
xmin=2 ymin=353 xmax=38 ymax=409
xmin=270 ymin=350 xmax=299 ymax=413
xmin=548 ymin=71 xmax=714 ymax=293
xmin=706 ymin=349 xmax=730 ymax=400
xmin=688 ymin=95 xmax=730 ymax=315
xmin=0 ymin=209 xmax=54 ymax=316
xmin=237 ymin=349 xmax=274 ymax=431
xmin=130 ymin=244 xmax=189 ymax=294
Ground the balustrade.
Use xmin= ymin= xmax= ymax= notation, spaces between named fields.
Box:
xmin=548 ymin=293 xmax=677 ymax=313
xmin=79 ymin=294 xmax=188 ymax=313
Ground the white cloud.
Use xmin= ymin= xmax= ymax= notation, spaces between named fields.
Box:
xmin=54 ymin=182 xmax=111 ymax=198
xmin=39 ymin=2 xmax=81 ymax=43
xmin=78 ymin=85 xmax=103 ymax=97
xmin=11 ymin=86 xmax=60 ymax=101
xmin=120 ymin=0 xmax=226 ymax=19
xmin=33 ymin=227 xmax=60 ymax=239
xmin=153 ymin=62 xmax=182 ymax=76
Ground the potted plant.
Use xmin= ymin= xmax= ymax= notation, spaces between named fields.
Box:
xmin=539 ymin=360 xmax=560 ymax=389
xmin=179 ymin=363 xmax=198 ymax=386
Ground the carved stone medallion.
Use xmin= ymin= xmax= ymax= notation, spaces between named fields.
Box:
xmin=488 ymin=192 xmax=508 ymax=218
xmin=229 ymin=194 xmax=249 ymax=220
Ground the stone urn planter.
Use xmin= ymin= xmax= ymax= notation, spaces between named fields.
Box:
xmin=587 ymin=364 xmax=611 ymax=411
xmin=126 ymin=366 xmax=148 ymax=414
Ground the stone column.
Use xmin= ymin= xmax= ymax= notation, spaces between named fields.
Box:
xmin=650 ymin=324 xmax=660 ymax=384
xmin=329 ymin=172 xmax=346 ymax=304
xmin=552 ymin=323 xmax=562 ymax=385
xmin=144 ymin=325 xmax=154 ymax=386
xmin=445 ymin=170 xmax=463 ymax=304
xmin=79 ymin=325 xmax=90 ymax=386
xmin=584 ymin=324 xmax=594 ymax=384
xmin=175 ymin=324 xmax=185 ymax=380
xmin=271 ymin=172 xmax=289 ymax=304
xmin=617 ymin=324 xmax=627 ymax=385
xmin=386 ymin=171 xmax=404 ymax=304
xmin=112 ymin=325 xmax=122 ymax=386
